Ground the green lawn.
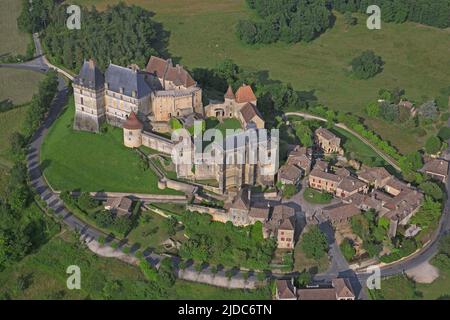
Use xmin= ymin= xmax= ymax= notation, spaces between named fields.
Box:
xmin=74 ymin=0 xmax=450 ymax=154
xmin=40 ymin=98 xmax=181 ymax=194
xmin=127 ymin=209 xmax=186 ymax=252
xmin=0 ymin=229 xmax=270 ymax=299
xmin=303 ymin=187 xmax=333 ymax=205
xmin=0 ymin=0 xmax=30 ymax=57
xmin=331 ymin=126 xmax=388 ymax=167
xmin=370 ymin=271 xmax=450 ymax=300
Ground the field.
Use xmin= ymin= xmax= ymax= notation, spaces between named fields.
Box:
xmin=0 ymin=68 xmax=44 ymax=105
xmin=370 ymin=270 xmax=450 ymax=300
xmin=73 ymin=0 xmax=450 ymax=154
xmin=40 ymin=98 xmax=181 ymax=194
xmin=0 ymin=230 xmax=271 ymax=299
xmin=331 ymin=127 xmax=388 ymax=167
xmin=0 ymin=0 xmax=30 ymax=57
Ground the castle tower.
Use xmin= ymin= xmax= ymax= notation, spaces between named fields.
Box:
xmin=73 ymin=59 xmax=106 ymax=132
xmin=123 ymin=112 xmax=143 ymax=148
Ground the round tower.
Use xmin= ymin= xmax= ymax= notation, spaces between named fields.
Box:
xmin=123 ymin=112 xmax=143 ymax=148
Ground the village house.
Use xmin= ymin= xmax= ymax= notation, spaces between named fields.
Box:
xmin=268 ymin=205 xmax=296 ymax=249
xmin=335 ymin=176 xmax=369 ymax=198
xmin=314 ymin=127 xmax=343 ymax=155
xmin=275 ymin=279 xmax=297 ymax=300
xmin=357 ymin=166 xmax=391 ymax=189
xmin=309 ymin=167 xmax=342 ymax=193
xmin=420 ymin=158 xmax=449 ymax=183
xmin=275 ymin=278 xmax=356 ymax=300
xmin=286 ymin=146 xmax=312 ymax=174
xmin=277 ymin=163 xmax=303 ymax=185
xmin=104 ymin=196 xmax=134 ymax=217
xmin=322 ymin=202 xmax=361 ymax=226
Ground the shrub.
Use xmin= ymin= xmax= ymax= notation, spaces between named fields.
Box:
xmin=340 ymin=238 xmax=356 ymax=261
xmin=350 ymin=50 xmax=384 ymax=79
xmin=425 ymin=136 xmax=442 ymax=155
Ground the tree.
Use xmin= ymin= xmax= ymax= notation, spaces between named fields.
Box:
xmin=425 ymin=136 xmax=442 ymax=155
xmin=296 ymin=271 xmax=312 ymax=287
xmin=365 ymin=102 xmax=380 ymax=117
xmin=419 ymin=181 xmax=444 ymax=201
xmin=350 ymin=50 xmax=384 ymax=79
xmin=419 ymin=100 xmax=438 ymax=119
xmin=344 ymin=12 xmax=357 ymax=26
xmin=438 ymin=127 xmax=450 ymax=141
xmin=340 ymin=238 xmax=356 ymax=261
xmin=300 ymin=226 xmax=328 ymax=260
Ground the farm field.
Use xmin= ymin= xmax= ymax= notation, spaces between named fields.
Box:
xmin=0 ymin=68 xmax=44 ymax=105
xmin=40 ymin=97 xmax=181 ymax=195
xmin=72 ymin=0 xmax=450 ymax=154
xmin=0 ymin=0 xmax=30 ymax=57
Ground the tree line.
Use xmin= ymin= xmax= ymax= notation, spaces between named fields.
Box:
xmin=18 ymin=1 xmax=168 ymax=72
xmin=237 ymin=0 xmax=333 ymax=44
xmin=331 ymin=0 xmax=450 ymax=29
xmin=0 ymin=72 xmax=59 ymax=271
xmin=237 ymin=0 xmax=450 ymax=45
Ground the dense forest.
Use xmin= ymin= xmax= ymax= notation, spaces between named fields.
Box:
xmin=238 ymin=0 xmax=450 ymax=45
xmin=237 ymin=0 xmax=333 ymax=44
xmin=18 ymin=1 xmax=168 ymax=71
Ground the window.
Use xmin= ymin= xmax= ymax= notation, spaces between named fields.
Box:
xmin=81 ymin=107 xmax=84 ymax=111
xmin=80 ymin=97 xmax=84 ymax=105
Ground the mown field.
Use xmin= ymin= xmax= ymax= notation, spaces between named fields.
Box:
xmin=0 ymin=0 xmax=30 ymax=57
xmin=73 ymin=0 xmax=450 ymax=153
xmin=0 ymin=68 xmax=44 ymax=105
xmin=0 ymin=230 xmax=271 ymax=300
xmin=40 ymin=97 xmax=181 ymax=194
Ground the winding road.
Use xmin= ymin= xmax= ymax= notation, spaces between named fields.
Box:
xmin=2 ymin=34 xmax=449 ymax=299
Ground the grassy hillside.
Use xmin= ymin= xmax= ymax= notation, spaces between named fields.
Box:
xmin=73 ymin=0 xmax=450 ymax=153
xmin=0 ymin=0 xmax=30 ymax=56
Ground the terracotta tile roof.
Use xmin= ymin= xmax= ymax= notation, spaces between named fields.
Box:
xmin=315 ymin=127 xmax=339 ymax=142
xmin=224 ymin=85 xmax=235 ymax=99
xmin=239 ymin=102 xmax=261 ymax=123
xmin=272 ymin=205 xmax=295 ymax=220
xmin=146 ymin=56 xmax=168 ymax=78
xmin=279 ymin=216 xmax=295 ymax=230
xmin=230 ymin=188 xmax=250 ymax=210
xmin=249 ymin=206 xmax=270 ymax=220
xmin=384 ymin=189 xmax=424 ymax=221
xmin=278 ymin=164 xmax=303 ymax=182
xmin=421 ymin=159 xmax=448 ymax=178
xmin=146 ymin=56 xmax=196 ymax=88
xmin=337 ymin=176 xmax=367 ymax=193
xmin=332 ymin=278 xmax=355 ymax=299
xmin=357 ymin=167 xmax=391 ymax=183
xmin=335 ymin=167 xmax=351 ymax=177
xmin=123 ymin=112 xmax=143 ymax=130
xmin=297 ymin=287 xmax=336 ymax=300
xmin=276 ymin=280 xmax=297 ymax=300
xmin=235 ymin=84 xmax=257 ymax=103
xmin=322 ymin=203 xmax=361 ymax=222
xmin=314 ymin=160 xmax=329 ymax=171
xmin=310 ymin=168 xmax=342 ymax=183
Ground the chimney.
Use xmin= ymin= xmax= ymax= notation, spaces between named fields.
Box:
xmin=132 ymin=90 xmax=137 ymax=98
xmin=120 ymin=87 xmax=124 ymax=94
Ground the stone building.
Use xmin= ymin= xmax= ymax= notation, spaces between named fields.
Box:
xmin=420 ymin=158 xmax=449 ymax=183
xmin=205 ymin=84 xmax=264 ymax=129
xmin=73 ymin=57 xmax=202 ymax=133
xmin=314 ymin=127 xmax=343 ymax=155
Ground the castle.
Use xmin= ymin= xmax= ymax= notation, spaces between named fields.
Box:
xmin=73 ymin=57 xmax=278 ymax=194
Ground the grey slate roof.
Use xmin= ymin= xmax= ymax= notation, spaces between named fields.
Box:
xmin=74 ymin=60 xmax=105 ymax=90
xmin=105 ymin=63 xmax=153 ymax=99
